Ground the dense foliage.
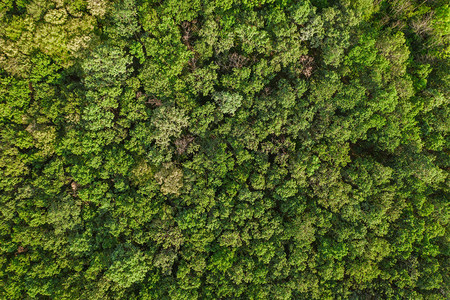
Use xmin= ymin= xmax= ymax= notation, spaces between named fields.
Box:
xmin=1 ymin=0 xmax=449 ymax=299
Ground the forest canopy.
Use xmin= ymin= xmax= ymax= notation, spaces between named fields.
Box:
xmin=0 ymin=0 xmax=449 ymax=299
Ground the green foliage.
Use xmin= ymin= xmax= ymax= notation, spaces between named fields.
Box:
xmin=105 ymin=245 xmax=149 ymax=289
xmin=151 ymin=106 xmax=189 ymax=148
xmin=154 ymin=162 xmax=184 ymax=195
xmin=213 ymin=91 xmax=243 ymax=115
xmin=0 ymin=0 xmax=448 ymax=299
